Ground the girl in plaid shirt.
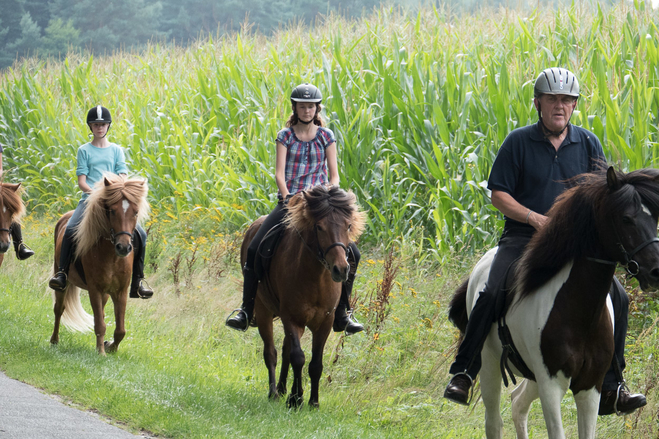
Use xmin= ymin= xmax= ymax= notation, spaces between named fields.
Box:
xmin=226 ymin=83 xmax=364 ymax=335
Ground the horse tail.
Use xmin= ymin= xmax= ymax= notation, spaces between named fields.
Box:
xmin=55 ymin=284 xmax=94 ymax=333
xmin=448 ymin=278 xmax=469 ymax=334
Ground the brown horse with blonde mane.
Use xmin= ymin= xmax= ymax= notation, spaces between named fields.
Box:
xmin=0 ymin=183 xmax=26 ymax=268
xmin=241 ymin=184 xmax=366 ymax=408
xmin=50 ymin=174 xmax=149 ymax=355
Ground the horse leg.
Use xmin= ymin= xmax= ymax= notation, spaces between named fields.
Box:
xmin=573 ymin=388 xmax=599 ymax=439
xmin=105 ymin=293 xmax=127 ymax=353
xmin=536 ymin=373 xmax=570 ymax=439
xmin=511 ymin=379 xmax=539 ymax=439
xmin=277 ymin=334 xmax=291 ymax=397
xmin=480 ymin=348 xmax=504 ymax=439
xmin=308 ymin=322 xmax=332 ymax=409
xmin=50 ymin=289 xmax=66 ymax=345
xmin=285 ymin=324 xmax=305 ymax=409
xmin=256 ymin=299 xmax=278 ymax=399
xmin=88 ymin=288 xmax=107 ymax=355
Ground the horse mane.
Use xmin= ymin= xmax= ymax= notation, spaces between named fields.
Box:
xmin=516 ymin=168 xmax=659 ymax=299
xmin=285 ymin=185 xmax=366 ymax=241
xmin=0 ymin=183 xmax=26 ymax=223
xmin=73 ymin=174 xmax=149 ymax=258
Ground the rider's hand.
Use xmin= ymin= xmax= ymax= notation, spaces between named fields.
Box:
xmin=528 ymin=211 xmax=548 ymax=231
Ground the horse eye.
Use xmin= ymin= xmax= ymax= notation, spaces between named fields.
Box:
xmin=317 ymin=225 xmax=324 ymax=232
xmin=347 ymin=224 xmax=352 ymax=231
xmin=622 ymin=216 xmax=634 ymax=225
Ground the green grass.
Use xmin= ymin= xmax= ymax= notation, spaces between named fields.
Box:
xmin=0 ymin=215 xmax=656 ymax=438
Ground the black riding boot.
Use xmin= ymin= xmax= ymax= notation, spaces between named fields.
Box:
xmin=129 ymin=229 xmax=153 ymax=299
xmin=10 ymin=223 xmax=34 ymax=260
xmin=226 ymin=265 xmax=259 ymax=331
xmin=333 ymin=282 xmax=364 ymax=335
xmin=49 ymin=236 xmax=74 ymax=292
xmin=333 ymin=247 xmax=364 ymax=335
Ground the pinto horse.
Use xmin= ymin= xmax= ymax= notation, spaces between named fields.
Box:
xmin=50 ymin=174 xmax=149 ymax=355
xmin=448 ymin=167 xmax=659 ymax=439
xmin=242 ymin=185 xmax=365 ymax=408
xmin=0 ymin=183 xmax=26 ymax=268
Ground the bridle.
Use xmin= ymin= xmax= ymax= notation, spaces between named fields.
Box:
xmin=103 ymin=207 xmax=135 ymax=246
xmin=588 ymin=217 xmax=659 ymax=276
xmin=294 ymin=224 xmax=350 ymax=272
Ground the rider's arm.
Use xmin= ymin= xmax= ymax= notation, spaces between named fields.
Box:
xmin=491 ymin=189 xmax=547 ymax=231
xmin=78 ymin=175 xmax=92 ymax=194
xmin=275 ymin=141 xmax=289 ymax=199
xmin=325 ymin=141 xmax=340 ymax=187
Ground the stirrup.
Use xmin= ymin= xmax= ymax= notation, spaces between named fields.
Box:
xmin=455 ymin=371 xmax=476 ymax=405
xmin=49 ymin=270 xmax=68 ymax=291
xmin=16 ymin=242 xmax=34 ymax=260
xmin=344 ymin=310 xmax=364 ymax=336
xmin=613 ymin=382 xmax=627 ymax=416
xmin=225 ymin=309 xmax=249 ymax=332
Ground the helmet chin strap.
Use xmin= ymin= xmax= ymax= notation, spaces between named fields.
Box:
xmin=88 ymin=124 xmax=111 ymax=138
xmin=538 ymin=105 xmax=570 ymax=138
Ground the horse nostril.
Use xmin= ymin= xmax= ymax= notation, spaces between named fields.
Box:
xmin=127 ymin=244 xmax=132 ymax=253
xmin=651 ymin=268 xmax=659 ymax=280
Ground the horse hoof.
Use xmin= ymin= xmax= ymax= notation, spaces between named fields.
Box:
xmin=50 ymin=339 xmax=58 ymax=345
xmin=287 ymin=395 xmax=303 ymax=409
xmin=309 ymin=401 xmax=319 ymax=409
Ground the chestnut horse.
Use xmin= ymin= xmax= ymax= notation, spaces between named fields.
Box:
xmin=0 ymin=183 xmax=26 ymax=268
xmin=448 ymin=167 xmax=659 ymax=438
xmin=242 ymin=185 xmax=365 ymax=408
xmin=50 ymin=175 xmax=149 ymax=355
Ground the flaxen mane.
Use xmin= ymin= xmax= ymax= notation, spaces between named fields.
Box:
xmin=285 ymin=185 xmax=366 ymax=241
xmin=515 ymin=168 xmax=659 ymax=299
xmin=0 ymin=183 xmax=26 ymax=223
xmin=73 ymin=174 xmax=149 ymax=258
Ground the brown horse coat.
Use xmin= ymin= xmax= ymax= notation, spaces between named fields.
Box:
xmin=242 ymin=185 xmax=365 ymax=408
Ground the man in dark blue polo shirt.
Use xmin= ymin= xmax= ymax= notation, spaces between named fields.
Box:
xmin=443 ymin=68 xmax=646 ymax=416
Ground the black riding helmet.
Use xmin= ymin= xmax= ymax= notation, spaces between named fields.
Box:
xmin=87 ymin=105 xmax=112 ymax=124
xmin=86 ymin=105 xmax=112 ymax=137
xmin=290 ymin=83 xmax=322 ymax=103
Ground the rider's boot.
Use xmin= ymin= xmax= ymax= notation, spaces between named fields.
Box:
xmin=226 ymin=265 xmax=258 ymax=331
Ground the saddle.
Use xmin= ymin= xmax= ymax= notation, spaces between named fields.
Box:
xmin=494 ymin=259 xmax=536 ymax=387
xmin=253 ymin=223 xmax=286 ymax=281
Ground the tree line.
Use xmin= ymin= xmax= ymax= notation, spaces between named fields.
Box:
xmin=0 ymin=0 xmax=621 ymax=69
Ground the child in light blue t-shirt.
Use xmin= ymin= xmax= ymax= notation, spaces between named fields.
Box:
xmin=48 ymin=106 xmax=154 ymax=299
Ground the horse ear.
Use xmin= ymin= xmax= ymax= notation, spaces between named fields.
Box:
xmin=104 ymin=177 xmax=112 ymax=187
xmin=606 ymin=166 xmax=621 ymax=191
xmin=5 ymin=183 xmax=20 ymax=192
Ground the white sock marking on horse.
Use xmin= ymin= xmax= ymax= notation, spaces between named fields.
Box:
xmin=122 ymin=199 xmax=129 ymax=214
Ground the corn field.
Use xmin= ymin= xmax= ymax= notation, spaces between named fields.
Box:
xmin=0 ymin=1 xmax=657 ymax=260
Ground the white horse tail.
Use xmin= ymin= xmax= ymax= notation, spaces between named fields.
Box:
xmin=55 ymin=284 xmax=94 ymax=333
